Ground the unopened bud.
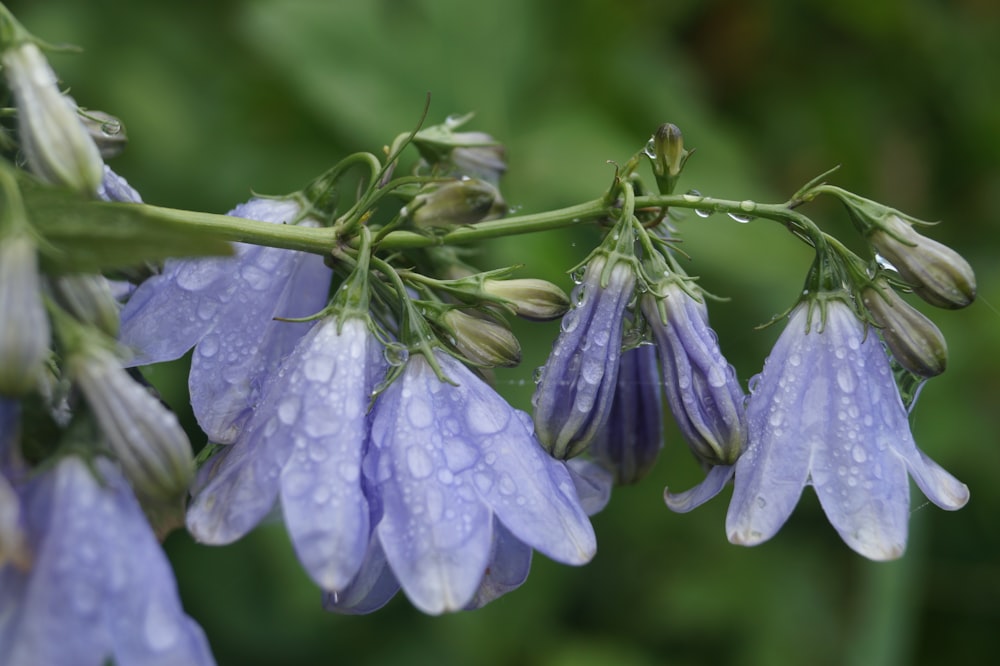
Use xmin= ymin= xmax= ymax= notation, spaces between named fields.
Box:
xmin=870 ymin=216 xmax=976 ymax=309
xmin=1 ymin=42 xmax=103 ymax=194
xmin=410 ymin=179 xmax=506 ymax=228
xmin=482 ymin=278 xmax=570 ymax=321
xmin=650 ymin=123 xmax=689 ymax=195
xmin=441 ymin=309 xmax=521 ymax=367
xmin=69 ymin=344 xmax=194 ymax=503
xmin=862 ymin=283 xmax=947 ymax=377
xmin=49 ymin=274 xmax=121 ymax=336
xmin=0 ymin=233 xmax=50 ymax=396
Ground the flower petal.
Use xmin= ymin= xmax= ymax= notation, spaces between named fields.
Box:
xmin=464 ymin=520 xmax=532 ymax=610
xmin=370 ymin=355 xmax=494 ymax=614
xmin=665 ymin=464 xmax=734 ymax=513
xmin=279 ymin=318 xmax=384 ymax=591
xmin=321 ymin=537 xmax=400 ymax=615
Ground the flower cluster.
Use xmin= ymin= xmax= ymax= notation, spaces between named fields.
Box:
xmin=0 ymin=6 xmax=980 ymax=661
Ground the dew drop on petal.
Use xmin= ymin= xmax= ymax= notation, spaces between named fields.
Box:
xmin=406 ymin=447 xmax=433 ymax=479
xmin=852 ymin=446 xmax=867 ymax=463
xmin=406 ymin=396 xmax=433 ymax=428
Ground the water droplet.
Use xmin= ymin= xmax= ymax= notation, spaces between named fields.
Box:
xmin=198 ymin=335 xmax=219 ymax=358
xmin=852 ymin=446 xmax=867 ymax=463
xmin=836 ymin=366 xmax=856 ymax=393
xmin=383 ymin=343 xmax=409 ymax=367
xmin=874 ymin=253 xmax=898 ymax=272
xmin=755 ymin=496 xmax=767 ymax=508
xmin=682 ymin=189 xmax=703 ymax=203
xmin=727 ymin=212 xmax=753 ymax=223
xmin=788 ymin=353 xmax=801 ymax=367
xmin=406 ymin=396 xmax=433 ymax=428
xmin=570 ymin=268 xmax=585 ymax=284
xmin=694 ymin=209 xmax=711 ymax=218
xmin=643 ymin=137 xmax=657 ymax=159
xmin=739 ymin=199 xmax=756 ymax=212
xmin=278 ymin=397 xmax=301 ymax=424
xmin=406 ymin=447 xmax=433 ymax=479
xmin=532 ymin=366 xmax=544 ymax=384
xmin=498 ymin=473 xmax=517 ymax=495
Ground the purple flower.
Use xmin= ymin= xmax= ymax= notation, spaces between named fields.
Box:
xmin=119 ymin=197 xmax=332 ymax=443
xmin=0 ymin=456 xmax=214 ymax=666
xmin=369 ymin=351 xmax=596 ymax=613
xmin=726 ymin=298 xmax=969 ymax=560
xmin=642 ymin=284 xmax=746 ymax=469
xmin=187 ymin=315 xmax=384 ymax=594
xmin=97 ymin=165 xmax=142 ymax=204
xmin=532 ymin=255 xmax=636 ymax=459
xmin=589 ymin=343 xmax=664 ymax=484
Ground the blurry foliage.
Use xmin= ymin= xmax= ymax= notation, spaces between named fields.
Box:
xmin=6 ymin=0 xmax=999 ymax=664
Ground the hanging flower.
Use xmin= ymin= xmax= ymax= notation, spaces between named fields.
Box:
xmin=0 ymin=456 xmax=214 ymax=666
xmin=118 ymin=197 xmax=332 ymax=443
xmin=726 ymin=297 xmax=968 ymax=560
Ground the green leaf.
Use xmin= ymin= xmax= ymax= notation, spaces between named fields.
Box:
xmin=17 ymin=176 xmax=233 ymax=274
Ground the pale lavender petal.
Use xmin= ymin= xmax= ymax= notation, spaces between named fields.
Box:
xmin=726 ymin=305 xmax=816 ymax=546
xmin=371 ymin=355 xmax=494 ymax=614
xmin=464 ymin=521 xmax=532 ymax=610
xmin=189 ymin=245 xmax=329 ymax=443
xmin=97 ymin=165 xmax=142 ymax=203
xmin=665 ymin=464 xmax=734 ymax=513
xmin=321 ymin=537 xmax=400 ymax=615
xmin=900 ymin=448 xmax=969 ymax=510
xmin=280 ymin=318 xmax=384 ymax=591
xmin=436 ymin=354 xmax=596 ymax=565
xmin=566 ymin=457 xmax=613 ymax=516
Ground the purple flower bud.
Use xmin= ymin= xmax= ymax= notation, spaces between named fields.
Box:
xmin=49 ymin=274 xmax=121 ymax=337
xmin=870 ymin=216 xmax=976 ymax=309
xmin=726 ymin=299 xmax=968 ymax=560
xmin=641 ymin=283 xmax=746 ymax=467
xmin=589 ymin=344 xmax=665 ymax=484
xmin=533 ymin=255 xmax=636 ymax=459
xmin=1 ymin=42 xmax=103 ymax=194
xmin=861 ymin=282 xmax=947 ymax=377
xmin=0 ymin=233 xmax=49 ymax=396
xmin=0 ymin=456 xmax=215 ymax=666
xmin=481 ymin=278 xmax=570 ymax=321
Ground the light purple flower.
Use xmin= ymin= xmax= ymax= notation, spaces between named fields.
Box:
xmin=0 ymin=456 xmax=214 ymax=666
xmin=589 ymin=343 xmax=664 ymax=484
xmin=97 ymin=165 xmax=142 ymax=204
xmin=370 ymin=351 xmax=596 ymax=614
xmin=187 ymin=315 xmax=384 ymax=594
xmin=532 ymin=255 xmax=636 ymax=459
xmin=641 ymin=283 xmax=746 ymax=468
xmin=119 ymin=197 xmax=332 ymax=443
xmin=726 ymin=298 xmax=969 ymax=560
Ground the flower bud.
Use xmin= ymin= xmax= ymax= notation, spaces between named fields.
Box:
xmin=861 ymin=283 xmax=947 ymax=377
xmin=68 ymin=344 xmax=194 ymax=503
xmin=410 ymin=179 xmax=506 ymax=228
xmin=650 ymin=123 xmax=689 ymax=195
xmin=1 ymin=41 xmax=103 ymax=194
xmin=49 ymin=274 xmax=121 ymax=336
xmin=482 ymin=278 xmax=570 ymax=321
xmin=441 ymin=309 xmax=521 ymax=367
xmin=640 ymin=282 xmax=746 ymax=467
xmin=869 ymin=217 xmax=976 ymax=309
xmin=0 ymin=233 xmax=50 ymax=396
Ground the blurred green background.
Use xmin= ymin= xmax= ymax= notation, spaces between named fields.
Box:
xmin=7 ymin=0 xmax=999 ymax=664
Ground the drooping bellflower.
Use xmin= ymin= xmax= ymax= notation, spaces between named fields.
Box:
xmin=726 ymin=297 xmax=968 ymax=560
xmin=533 ymin=254 xmax=636 ymax=459
xmin=118 ymin=197 xmax=332 ymax=443
xmin=0 ymin=456 xmax=215 ymax=666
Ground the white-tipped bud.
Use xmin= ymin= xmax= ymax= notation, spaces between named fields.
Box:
xmin=482 ymin=278 xmax=570 ymax=321
xmin=870 ymin=216 xmax=976 ymax=309
xmin=69 ymin=345 xmax=193 ymax=503
xmin=441 ymin=309 xmax=521 ymax=367
xmin=2 ymin=41 xmax=103 ymax=194
xmin=0 ymin=233 xmax=50 ymax=396
xmin=410 ymin=179 xmax=506 ymax=228
xmin=862 ymin=283 xmax=948 ymax=377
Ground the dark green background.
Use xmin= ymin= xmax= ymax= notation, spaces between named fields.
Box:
xmin=7 ymin=1 xmax=998 ymax=664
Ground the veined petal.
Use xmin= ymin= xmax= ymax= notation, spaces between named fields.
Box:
xmin=189 ymin=242 xmax=330 ymax=443
xmin=280 ymin=318 xmax=385 ymax=591
xmin=665 ymin=464 xmax=734 ymax=513
xmin=464 ymin=520 xmax=532 ymax=610
xmin=321 ymin=537 xmax=400 ymax=615
xmin=370 ymin=354 xmax=494 ymax=614
xmin=726 ymin=305 xmax=817 ymax=546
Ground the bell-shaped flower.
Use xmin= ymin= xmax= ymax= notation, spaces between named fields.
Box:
xmin=726 ymin=298 xmax=969 ymax=560
xmin=533 ymin=254 xmax=636 ymax=459
xmin=187 ymin=315 xmax=386 ymax=592
xmin=368 ymin=351 xmax=596 ymax=614
xmin=0 ymin=456 xmax=214 ymax=666
xmin=589 ymin=343 xmax=665 ymax=485
xmin=119 ymin=197 xmax=332 ymax=443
